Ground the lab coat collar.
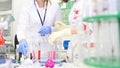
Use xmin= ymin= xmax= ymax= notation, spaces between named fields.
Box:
xmin=34 ymin=0 xmax=50 ymax=9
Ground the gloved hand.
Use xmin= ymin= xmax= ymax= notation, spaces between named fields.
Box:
xmin=55 ymin=21 xmax=67 ymax=31
xmin=49 ymin=25 xmax=78 ymax=45
xmin=38 ymin=26 xmax=51 ymax=36
xmin=49 ymin=28 xmax=72 ymax=45
xmin=18 ymin=40 xmax=28 ymax=56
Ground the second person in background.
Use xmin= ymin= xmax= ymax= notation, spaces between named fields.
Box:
xmin=49 ymin=0 xmax=95 ymax=63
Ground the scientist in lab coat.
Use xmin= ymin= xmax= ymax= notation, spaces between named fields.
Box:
xmin=17 ymin=0 xmax=62 ymax=58
xmin=49 ymin=0 xmax=94 ymax=62
xmin=49 ymin=0 xmax=94 ymax=46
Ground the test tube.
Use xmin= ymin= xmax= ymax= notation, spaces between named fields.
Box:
xmin=38 ymin=50 xmax=41 ymax=60
xmin=30 ymin=53 xmax=32 ymax=60
xmin=32 ymin=50 xmax=35 ymax=60
xmin=48 ymin=51 xmax=56 ymax=60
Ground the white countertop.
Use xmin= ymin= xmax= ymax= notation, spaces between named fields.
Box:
xmin=9 ymin=54 xmax=94 ymax=68
xmin=0 ymin=60 xmax=12 ymax=68
xmin=14 ymin=62 xmax=94 ymax=68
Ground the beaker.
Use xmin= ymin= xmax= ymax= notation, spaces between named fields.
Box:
xmin=40 ymin=35 xmax=53 ymax=59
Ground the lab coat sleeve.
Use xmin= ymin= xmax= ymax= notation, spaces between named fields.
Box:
xmin=16 ymin=7 xmax=29 ymax=42
xmin=54 ymin=4 xmax=62 ymax=23
xmin=68 ymin=4 xmax=76 ymax=25
xmin=51 ymin=3 xmax=62 ymax=31
xmin=54 ymin=21 xmax=68 ymax=31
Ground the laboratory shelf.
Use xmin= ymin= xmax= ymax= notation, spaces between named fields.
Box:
xmin=83 ymin=13 xmax=120 ymax=22
xmin=84 ymin=56 xmax=120 ymax=68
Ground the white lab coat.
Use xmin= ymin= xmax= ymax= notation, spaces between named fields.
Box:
xmin=69 ymin=0 xmax=85 ymax=25
xmin=17 ymin=0 xmax=62 ymax=58
xmin=67 ymin=0 xmax=95 ymax=63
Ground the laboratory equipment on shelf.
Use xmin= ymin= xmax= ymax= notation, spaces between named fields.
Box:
xmin=0 ymin=54 xmax=12 ymax=68
xmin=0 ymin=15 xmax=14 ymax=53
xmin=0 ymin=29 xmax=5 ymax=46
xmin=0 ymin=54 xmax=6 ymax=64
xmin=0 ymin=15 xmax=14 ymax=68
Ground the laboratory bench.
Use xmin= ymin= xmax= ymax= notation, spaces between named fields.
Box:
xmin=12 ymin=62 xmax=93 ymax=68
xmin=11 ymin=58 xmax=95 ymax=68
xmin=0 ymin=54 xmax=93 ymax=68
xmin=0 ymin=53 xmax=99 ymax=68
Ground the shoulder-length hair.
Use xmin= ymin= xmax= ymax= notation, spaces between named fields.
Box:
xmin=44 ymin=0 xmax=51 ymax=7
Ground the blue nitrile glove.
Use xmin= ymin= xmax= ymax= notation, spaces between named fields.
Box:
xmin=38 ymin=26 xmax=52 ymax=36
xmin=18 ymin=40 xmax=28 ymax=56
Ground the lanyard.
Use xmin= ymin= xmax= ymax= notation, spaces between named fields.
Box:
xmin=34 ymin=0 xmax=47 ymax=26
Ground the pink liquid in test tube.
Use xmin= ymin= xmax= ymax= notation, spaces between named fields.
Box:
xmin=32 ymin=50 xmax=35 ymax=59
xmin=53 ymin=51 xmax=56 ymax=60
xmin=48 ymin=51 xmax=56 ymax=60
